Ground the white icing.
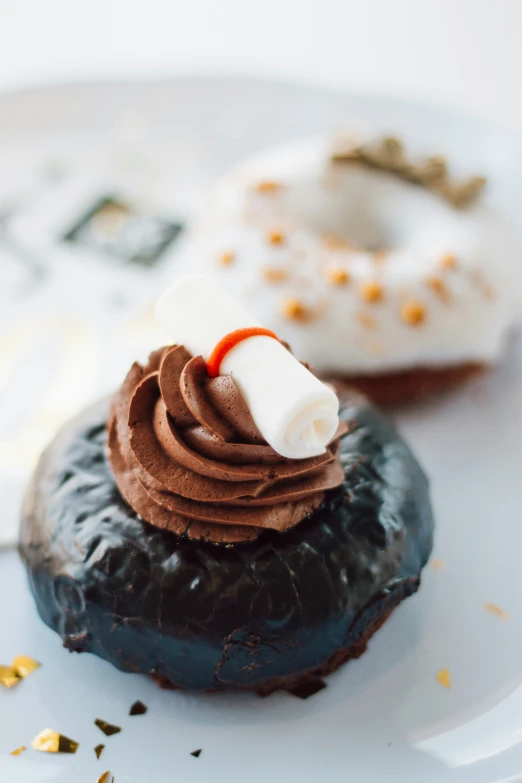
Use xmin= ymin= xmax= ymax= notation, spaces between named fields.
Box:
xmin=156 ymin=275 xmax=340 ymax=459
xmin=184 ymin=137 xmax=522 ymax=375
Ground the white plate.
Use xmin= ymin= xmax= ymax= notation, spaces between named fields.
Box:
xmin=1 ymin=78 xmax=522 ymax=783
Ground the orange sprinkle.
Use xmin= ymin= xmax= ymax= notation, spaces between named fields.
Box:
xmin=373 ymin=249 xmax=389 ymax=263
xmin=262 ymin=266 xmax=289 ymax=284
xmin=484 ymin=602 xmax=510 ymax=620
xmin=267 ymin=230 xmax=285 ymax=245
xmin=218 ymin=250 xmax=235 ymax=267
xmin=436 ymin=668 xmax=451 ymax=690
xmin=323 ymin=234 xmax=353 ymax=251
xmin=356 ymin=311 xmax=376 ymax=330
xmin=440 ymin=253 xmax=457 ymax=269
xmin=255 ymin=180 xmax=282 ymax=194
xmin=426 ymin=276 xmax=450 ymax=302
xmin=325 ymin=267 xmax=351 ymax=287
xmin=472 ymin=271 xmax=494 ymax=300
xmin=280 ymin=297 xmax=312 ymax=322
xmin=368 ymin=340 xmax=384 ymax=356
xmin=401 ymin=300 xmax=426 ymax=326
xmin=359 ymin=281 xmax=383 ymax=303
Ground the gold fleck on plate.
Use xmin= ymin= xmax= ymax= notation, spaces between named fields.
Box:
xmin=0 ymin=665 xmax=21 ymax=688
xmin=129 ymin=700 xmax=148 ymax=716
xmin=436 ymin=668 xmax=451 ymax=690
xmin=96 ymin=772 xmax=114 ymax=783
xmin=430 ymin=558 xmax=445 ymax=571
xmin=95 ymin=718 xmax=122 ymax=737
xmin=10 ymin=746 xmax=27 ymax=756
xmin=12 ymin=655 xmax=41 ymax=679
xmin=484 ymin=602 xmax=510 ymax=620
xmin=94 ymin=743 xmax=105 ymax=759
xmin=31 ymin=728 xmax=79 ymax=754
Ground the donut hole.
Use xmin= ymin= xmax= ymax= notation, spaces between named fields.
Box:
xmin=285 ymin=164 xmax=446 ymax=253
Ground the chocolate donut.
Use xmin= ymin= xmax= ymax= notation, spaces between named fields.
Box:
xmin=19 ymin=388 xmax=433 ymax=695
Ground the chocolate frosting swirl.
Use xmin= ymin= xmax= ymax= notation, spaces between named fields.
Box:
xmin=108 ymin=346 xmax=347 ymax=543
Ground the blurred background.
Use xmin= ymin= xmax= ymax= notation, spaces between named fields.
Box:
xmin=0 ymin=0 xmax=521 ymax=547
xmin=1 ymin=0 xmax=522 ymax=131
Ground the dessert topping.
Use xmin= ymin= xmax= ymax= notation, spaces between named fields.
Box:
xmin=156 ymin=277 xmax=340 ymax=459
xmin=436 ymin=668 xmax=451 ymax=690
xmin=331 ymin=134 xmax=487 ymax=208
xmin=95 ymin=719 xmax=122 ymax=737
xmin=12 ymin=655 xmax=40 ymax=678
xmin=255 ymin=180 xmax=282 ymax=194
xmin=262 ymin=265 xmax=289 ymax=283
xmin=483 ymin=602 xmax=509 ymax=620
xmin=280 ymin=297 xmax=312 ymax=322
xmin=267 ymin=230 xmax=285 ymax=244
xmin=31 ymin=729 xmax=79 ymax=753
xmin=439 ymin=252 xmax=457 ymax=269
xmin=217 ymin=250 xmax=235 ymax=266
xmin=401 ymin=300 xmax=427 ymax=327
xmin=322 ymin=234 xmax=353 ymax=251
xmin=207 ymin=327 xmax=280 ymax=378
xmin=0 ymin=654 xmax=40 ymax=687
xmin=359 ymin=281 xmax=383 ymax=303
xmin=356 ymin=311 xmax=377 ymax=330
xmin=108 ymin=276 xmax=346 ymax=543
xmin=425 ymin=277 xmax=450 ymax=302
xmin=325 ymin=267 xmax=350 ymax=287
xmin=129 ymin=700 xmax=148 ymax=715
xmin=0 ymin=665 xmax=20 ymax=688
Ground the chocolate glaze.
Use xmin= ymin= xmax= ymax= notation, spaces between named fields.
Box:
xmin=19 ymin=397 xmax=434 ymax=693
xmin=108 ymin=346 xmax=346 ymax=543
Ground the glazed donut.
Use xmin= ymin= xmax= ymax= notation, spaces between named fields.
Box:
xmin=186 ymin=136 xmax=522 ymax=403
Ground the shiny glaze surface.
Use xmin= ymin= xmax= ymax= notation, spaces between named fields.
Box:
xmin=19 ymin=399 xmax=433 ymax=691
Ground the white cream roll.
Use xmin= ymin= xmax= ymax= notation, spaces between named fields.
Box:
xmin=155 ymin=276 xmax=340 ymax=459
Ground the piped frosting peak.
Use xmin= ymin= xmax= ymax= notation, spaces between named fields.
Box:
xmin=108 ymin=345 xmax=346 ymax=543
